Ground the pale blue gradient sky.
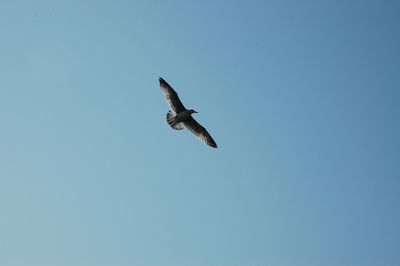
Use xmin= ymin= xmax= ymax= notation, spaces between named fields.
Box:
xmin=1 ymin=1 xmax=399 ymax=266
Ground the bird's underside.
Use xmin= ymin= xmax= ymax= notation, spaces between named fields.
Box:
xmin=159 ymin=77 xmax=218 ymax=148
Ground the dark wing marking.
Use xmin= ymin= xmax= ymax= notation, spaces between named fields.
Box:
xmin=159 ymin=77 xmax=186 ymax=113
xmin=183 ymin=117 xmax=218 ymax=148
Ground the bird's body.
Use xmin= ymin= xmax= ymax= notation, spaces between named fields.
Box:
xmin=159 ymin=77 xmax=218 ymax=148
xmin=175 ymin=109 xmax=196 ymax=122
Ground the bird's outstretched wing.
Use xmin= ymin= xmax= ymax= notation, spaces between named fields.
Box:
xmin=183 ymin=117 xmax=218 ymax=148
xmin=159 ymin=77 xmax=186 ymax=113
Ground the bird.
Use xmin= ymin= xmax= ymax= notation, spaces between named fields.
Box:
xmin=159 ymin=77 xmax=218 ymax=148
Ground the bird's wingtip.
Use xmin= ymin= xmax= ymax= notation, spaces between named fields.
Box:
xmin=159 ymin=77 xmax=168 ymax=85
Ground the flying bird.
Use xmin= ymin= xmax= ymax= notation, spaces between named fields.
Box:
xmin=159 ymin=77 xmax=218 ymax=148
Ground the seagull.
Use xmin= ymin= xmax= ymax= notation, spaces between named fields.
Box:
xmin=159 ymin=77 xmax=218 ymax=148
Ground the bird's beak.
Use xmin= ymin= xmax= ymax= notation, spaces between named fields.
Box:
xmin=194 ymin=111 xmax=198 ymax=113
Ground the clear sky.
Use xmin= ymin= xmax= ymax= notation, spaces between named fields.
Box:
xmin=1 ymin=1 xmax=399 ymax=266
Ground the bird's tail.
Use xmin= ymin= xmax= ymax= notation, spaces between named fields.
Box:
xmin=166 ymin=111 xmax=184 ymax=130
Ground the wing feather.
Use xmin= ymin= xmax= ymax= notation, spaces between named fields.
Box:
xmin=183 ymin=117 xmax=218 ymax=148
xmin=159 ymin=77 xmax=186 ymax=113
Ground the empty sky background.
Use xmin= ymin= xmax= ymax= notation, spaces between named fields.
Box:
xmin=1 ymin=1 xmax=399 ymax=266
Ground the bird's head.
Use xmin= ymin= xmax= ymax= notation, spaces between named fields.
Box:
xmin=189 ymin=109 xmax=198 ymax=114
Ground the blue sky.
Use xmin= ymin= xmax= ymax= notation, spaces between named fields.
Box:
xmin=1 ymin=0 xmax=399 ymax=265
